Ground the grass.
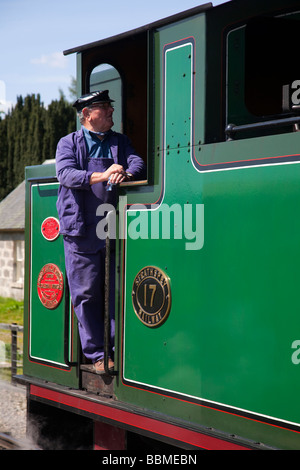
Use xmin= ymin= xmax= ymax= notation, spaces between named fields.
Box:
xmin=0 ymin=296 xmax=24 ymax=326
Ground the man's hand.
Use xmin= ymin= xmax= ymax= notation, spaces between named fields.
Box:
xmin=90 ymin=163 xmax=126 ymax=185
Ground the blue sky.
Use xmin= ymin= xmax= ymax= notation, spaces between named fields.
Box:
xmin=0 ymin=0 xmax=228 ymax=113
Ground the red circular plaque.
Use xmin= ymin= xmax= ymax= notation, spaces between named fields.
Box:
xmin=37 ymin=263 xmax=64 ymax=309
xmin=41 ymin=217 xmax=60 ymax=241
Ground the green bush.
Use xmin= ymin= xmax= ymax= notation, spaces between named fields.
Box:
xmin=0 ymin=296 xmax=24 ymax=325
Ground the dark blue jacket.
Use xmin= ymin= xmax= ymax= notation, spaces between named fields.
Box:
xmin=55 ymin=128 xmax=146 ymax=236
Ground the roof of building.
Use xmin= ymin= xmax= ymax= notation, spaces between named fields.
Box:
xmin=0 ymin=180 xmax=25 ymax=231
xmin=0 ymin=160 xmax=56 ymax=232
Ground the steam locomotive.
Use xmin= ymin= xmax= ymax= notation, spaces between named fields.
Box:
xmin=19 ymin=0 xmax=300 ymax=450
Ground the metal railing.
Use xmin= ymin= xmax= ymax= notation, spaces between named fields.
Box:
xmin=0 ymin=323 xmax=23 ymax=382
xmin=225 ymin=116 xmax=300 ymax=140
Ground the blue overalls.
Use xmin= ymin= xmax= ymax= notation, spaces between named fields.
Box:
xmin=63 ymin=151 xmax=117 ymax=363
xmin=56 ymin=128 xmax=146 ymax=363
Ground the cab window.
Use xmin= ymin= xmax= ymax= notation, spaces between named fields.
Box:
xmin=226 ymin=14 xmax=300 ymax=139
xmin=90 ymin=64 xmax=122 ymax=133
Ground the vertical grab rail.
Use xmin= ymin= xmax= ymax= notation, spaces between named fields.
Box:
xmin=0 ymin=323 xmax=23 ymax=382
xmin=64 ymin=276 xmax=77 ymax=367
xmin=104 ymin=211 xmax=118 ymax=376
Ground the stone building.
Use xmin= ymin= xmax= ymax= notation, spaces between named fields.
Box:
xmin=0 ymin=181 xmax=25 ymax=301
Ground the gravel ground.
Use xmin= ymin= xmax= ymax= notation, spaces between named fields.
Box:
xmin=0 ymin=380 xmax=31 ymax=448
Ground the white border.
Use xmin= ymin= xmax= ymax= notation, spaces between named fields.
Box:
xmin=41 ymin=216 xmax=60 ymax=241
xmin=121 ymin=40 xmax=300 ymax=429
xmin=29 ymin=182 xmax=70 ymax=367
xmin=123 ymin=42 xmax=194 ymax=382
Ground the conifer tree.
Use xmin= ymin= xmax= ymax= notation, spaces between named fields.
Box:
xmin=0 ymin=92 xmax=76 ymax=201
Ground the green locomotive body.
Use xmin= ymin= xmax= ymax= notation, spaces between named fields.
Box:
xmin=20 ymin=0 xmax=300 ymax=450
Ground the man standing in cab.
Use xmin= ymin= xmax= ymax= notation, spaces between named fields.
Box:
xmin=55 ymin=90 xmax=146 ymax=373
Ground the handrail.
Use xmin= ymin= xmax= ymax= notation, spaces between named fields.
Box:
xmin=104 ymin=211 xmax=118 ymax=376
xmin=64 ymin=277 xmax=77 ymax=368
xmin=0 ymin=323 xmax=23 ymax=332
xmin=225 ymin=116 xmax=300 ymax=140
xmin=0 ymin=323 xmax=23 ymax=382
xmin=27 ymin=176 xmax=58 ymax=183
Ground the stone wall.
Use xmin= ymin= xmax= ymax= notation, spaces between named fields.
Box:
xmin=0 ymin=232 xmax=24 ymax=301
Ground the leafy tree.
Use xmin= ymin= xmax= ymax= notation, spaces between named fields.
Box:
xmin=0 ymin=92 xmax=76 ymax=201
xmin=43 ymin=94 xmax=76 ymax=160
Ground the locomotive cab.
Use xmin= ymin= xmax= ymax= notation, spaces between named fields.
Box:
xmin=22 ymin=26 xmax=151 ymax=390
xmin=77 ymin=29 xmax=149 ymax=169
xmin=225 ymin=15 xmax=300 ymax=141
xmin=19 ymin=0 xmax=300 ymax=451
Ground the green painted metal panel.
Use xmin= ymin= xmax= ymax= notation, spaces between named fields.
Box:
xmin=164 ymin=42 xmax=193 ymax=150
xmin=122 ymin=33 xmax=202 ymax=390
xmin=30 ymin=183 xmax=67 ymax=363
xmin=115 ymin=11 xmax=300 ymax=448
xmin=118 ymin=15 xmax=208 ymax=405
xmin=119 ymin=139 xmax=300 ymax=448
xmin=23 ymin=164 xmax=79 ymax=388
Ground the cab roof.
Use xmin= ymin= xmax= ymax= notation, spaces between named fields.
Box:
xmin=63 ymin=2 xmax=213 ymax=56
